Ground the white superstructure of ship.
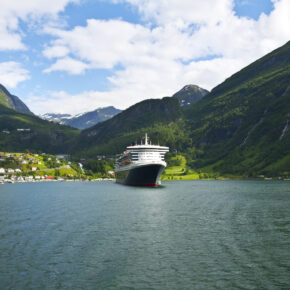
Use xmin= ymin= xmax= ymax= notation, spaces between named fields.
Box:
xmin=115 ymin=134 xmax=169 ymax=186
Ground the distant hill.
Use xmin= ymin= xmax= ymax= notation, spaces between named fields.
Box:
xmin=0 ymin=104 xmax=79 ymax=153
xmin=0 ymin=84 xmax=33 ymax=115
xmin=172 ymin=84 xmax=209 ymax=107
xmin=40 ymin=113 xmax=71 ymax=123
xmin=41 ymin=106 xmax=122 ymax=129
xmin=0 ymin=85 xmax=79 ymax=153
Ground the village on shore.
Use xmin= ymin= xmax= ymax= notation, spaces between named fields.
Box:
xmin=0 ymin=152 xmax=115 ymax=184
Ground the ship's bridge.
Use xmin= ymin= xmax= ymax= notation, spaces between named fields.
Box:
xmin=126 ymin=134 xmax=169 ymax=163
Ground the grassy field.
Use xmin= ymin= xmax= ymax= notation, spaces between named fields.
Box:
xmin=161 ymin=154 xmax=244 ymax=180
xmin=34 ymin=168 xmax=78 ymax=177
xmin=161 ymin=155 xmax=200 ymax=180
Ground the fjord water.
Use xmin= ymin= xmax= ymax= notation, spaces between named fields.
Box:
xmin=0 ymin=181 xmax=290 ymax=289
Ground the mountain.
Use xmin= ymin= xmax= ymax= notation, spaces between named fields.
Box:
xmin=73 ymin=41 xmax=290 ymax=177
xmin=0 ymin=105 xmax=80 ymax=153
xmin=172 ymin=84 xmax=209 ymax=107
xmin=184 ymin=40 xmax=290 ymax=176
xmin=0 ymin=86 xmax=79 ymax=153
xmin=75 ymin=97 xmax=182 ymax=155
xmin=73 ymin=85 xmax=209 ymax=155
xmin=41 ymin=106 xmax=122 ymax=129
xmin=0 ymin=84 xmax=33 ymax=115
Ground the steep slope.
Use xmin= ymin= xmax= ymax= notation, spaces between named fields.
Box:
xmin=0 ymin=84 xmax=33 ymax=115
xmin=184 ymin=40 xmax=290 ymax=176
xmin=173 ymin=84 xmax=209 ymax=107
xmin=41 ymin=106 xmax=122 ymax=129
xmin=75 ymin=97 xmax=183 ymax=155
xmin=0 ymin=104 xmax=79 ymax=153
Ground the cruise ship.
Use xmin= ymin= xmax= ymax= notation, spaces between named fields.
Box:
xmin=115 ymin=134 xmax=169 ymax=186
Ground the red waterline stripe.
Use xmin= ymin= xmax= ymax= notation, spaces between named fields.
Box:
xmin=116 ymin=181 xmax=157 ymax=187
xmin=128 ymin=183 xmax=157 ymax=187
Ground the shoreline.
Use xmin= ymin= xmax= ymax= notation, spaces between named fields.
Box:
xmin=0 ymin=178 xmax=116 ymax=184
xmin=1 ymin=177 xmax=289 ymax=184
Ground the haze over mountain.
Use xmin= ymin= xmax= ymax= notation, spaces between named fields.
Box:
xmin=41 ymin=106 xmax=122 ymax=129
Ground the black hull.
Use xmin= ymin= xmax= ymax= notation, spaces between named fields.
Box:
xmin=115 ymin=164 xmax=165 ymax=186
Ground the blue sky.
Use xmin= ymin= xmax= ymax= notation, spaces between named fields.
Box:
xmin=0 ymin=0 xmax=289 ymax=115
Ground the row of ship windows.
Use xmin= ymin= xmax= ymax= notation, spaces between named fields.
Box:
xmin=132 ymin=158 xmax=164 ymax=161
xmin=131 ymin=153 xmax=165 ymax=156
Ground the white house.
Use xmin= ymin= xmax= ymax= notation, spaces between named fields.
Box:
xmin=0 ymin=168 xmax=5 ymax=174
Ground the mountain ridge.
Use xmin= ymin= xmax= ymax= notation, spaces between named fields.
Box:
xmin=0 ymin=84 xmax=33 ymax=115
xmin=182 ymin=40 xmax=290 ymax=176
xmin=40 ymin=106 xmax=122 ymax=129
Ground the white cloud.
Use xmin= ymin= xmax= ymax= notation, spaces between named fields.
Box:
xmin=0 ymin=0 xmax=78 ymax=51
xmin=1 ymin=0 xmax=289 ymax=114
xmin=43 ymin=45 xmax=69 ymax=58
xmin=0 ymin=26 xmax=25 ymax=51
xmin=39 ymin=0 xmax=290 ymax=114
xmin=43 ymin=57 xmax=89 ymax=74
xmin=28 ymin=57 xmax=246 ymax=115
xmin=117 ymin=0 xmax=235 ymax=26
xmin=0 ymin=62 xmax=30 ymax=88
xmin=43 ymin=19 xmax=153 ymax=69
xmin=6 ymin=0 xmax=282 ymax=114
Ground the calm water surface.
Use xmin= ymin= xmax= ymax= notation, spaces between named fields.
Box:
xmin=0 ymin=180 xmax=290 ymax=289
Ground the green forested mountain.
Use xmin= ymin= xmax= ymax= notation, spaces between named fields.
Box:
xmin=184 ymin=40 xmax=290 ymax=176
xmin=0 ymin=104 xmax=79 ymax=153
xmin=74 ymin=41 xmax=290 ymax=177
xmin=0 ymin=41 xmax=289 ymax=177
xmin=74 ymin=97 xmax=183 ymax=156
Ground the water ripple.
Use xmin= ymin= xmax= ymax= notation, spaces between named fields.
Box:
xmin=0 ymin=180 xmax=290 ymax=289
